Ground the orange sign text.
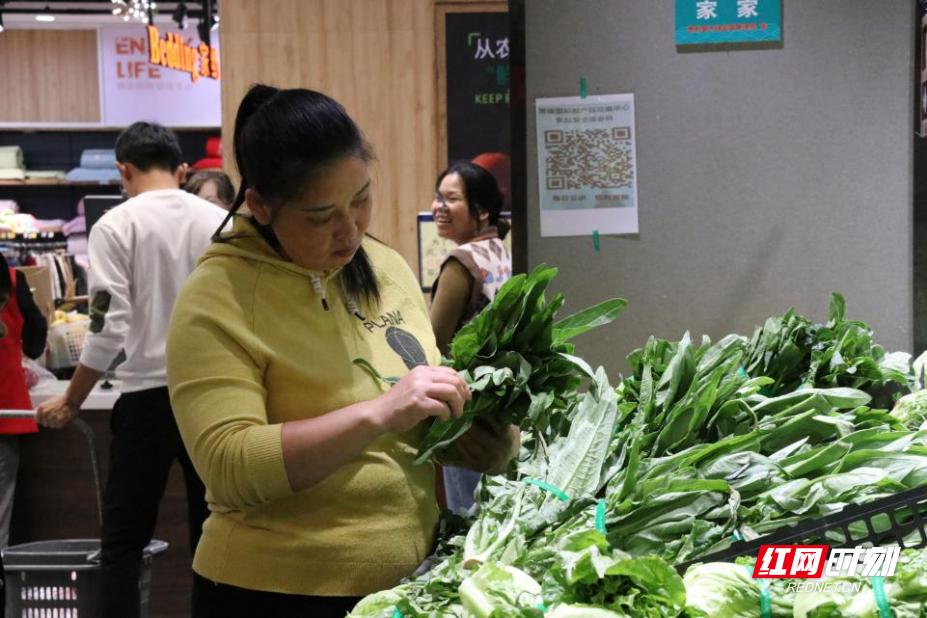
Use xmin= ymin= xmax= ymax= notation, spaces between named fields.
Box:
xmin=146 ymin=25 xmax=220 ymax=83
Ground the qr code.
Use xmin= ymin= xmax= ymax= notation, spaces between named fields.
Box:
xmin=544 ymin=127 xmax=633 ymax=191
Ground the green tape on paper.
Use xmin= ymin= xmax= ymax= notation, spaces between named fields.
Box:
xmin=595 ymin=499 xmax=607 ymax=534
xmin=871 ymin=577 xmax=892 ymax=618
xmin=524 ymin=479 xmax=570 ymax=502
xmin=580 ymin=76 xmax=587 ymax=98
xmin=593 ymin=230 xmax=600 ymax=252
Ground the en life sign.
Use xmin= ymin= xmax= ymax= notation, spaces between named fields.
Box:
xmin=146 ymin=25 xmax=219 ymax=82
xmin=675 ymin=0 xmax=781 ymax=45
xmin=100 ymin=26 xmax=221 ymax=127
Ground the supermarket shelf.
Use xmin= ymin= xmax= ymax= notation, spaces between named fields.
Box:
xmin=0 ymin=179 xmax=120 ymax=187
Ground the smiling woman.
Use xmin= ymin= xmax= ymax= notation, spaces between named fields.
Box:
xmin=166 ymin=84 xmax=517 ymax=618
xmin=429 ymin=160 xmax=512 ymax=355
xmin=428 ymin=160 xmax=514 ymax=514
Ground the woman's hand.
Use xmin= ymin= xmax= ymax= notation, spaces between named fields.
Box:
xmin=450 ymin=420 xmax=520 ymax=474
xmin=373 ymin=365 xmax=470 ymax=434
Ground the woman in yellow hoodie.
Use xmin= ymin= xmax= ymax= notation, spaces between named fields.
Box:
xmin=167 ymin=85 xmax=518 ymax=617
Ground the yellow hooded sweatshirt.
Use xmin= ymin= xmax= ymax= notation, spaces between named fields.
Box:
xmin=166 ymin=218 xmax=439 ymax=596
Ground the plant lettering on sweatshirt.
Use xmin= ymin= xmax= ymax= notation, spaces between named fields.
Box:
xmin=362 ymin=310 xmax=406 ymax=333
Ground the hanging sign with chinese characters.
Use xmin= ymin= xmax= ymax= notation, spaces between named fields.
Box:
xmin=535 ymin=94 xmax=639 ymax=238
xmin=146 ymin=25 xmax=219 ymax=82
xmin=675 ymin=0 xmax=781 ymax=45
xmin=444 ymin=12 xmax=510 ymax=167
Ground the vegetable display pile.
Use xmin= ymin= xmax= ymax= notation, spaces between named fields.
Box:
xmin=349 ymin=268 xmax=927 ymax=617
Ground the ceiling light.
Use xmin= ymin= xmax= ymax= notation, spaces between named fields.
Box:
xmin=35 ymin=4 xmax=54 ymax=22
xmin=110 ymin=0 xmax=157 ymax=24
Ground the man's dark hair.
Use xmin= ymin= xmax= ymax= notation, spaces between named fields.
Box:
xmin=114 ymin=122 xmax=183 ymax=172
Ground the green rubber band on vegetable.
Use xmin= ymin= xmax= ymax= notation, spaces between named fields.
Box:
xmin=732 ymin=528 xmax=745 ymax=542
xmin=392 ymin=609 xmax=403 ymax=618
xmin=524 ymin=479 xmax=570 ymax=502
xmin=871 ymin=576 xmax=891 ymax=618
xmin=595 ymin=499 xmax=607 ymax=534
xmin=758 ymin=580 xmax=773 ymax=618
xmin=737 ymin=366 xmax=749 ymax=379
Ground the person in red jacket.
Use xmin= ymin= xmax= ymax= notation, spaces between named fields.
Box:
xmin=0 ymin=252 xmax=47 ymax=547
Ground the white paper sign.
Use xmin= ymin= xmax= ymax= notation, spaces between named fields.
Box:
xmin=536 ymin=94 xmax=639 ymax=237
xmin=99 ymin=26 xmax=220 ymax=127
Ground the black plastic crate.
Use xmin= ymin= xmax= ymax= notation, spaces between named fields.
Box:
xmin=3 ymin=538 xmax=167 ymax=617
xmin=675 ymin=485 xmax=927 ymax=573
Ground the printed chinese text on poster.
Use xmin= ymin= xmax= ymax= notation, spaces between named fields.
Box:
xmin=675 ymin=0 xmax=781 ymax=45
xmin=536 ymin=94 xmax=639 ymax=238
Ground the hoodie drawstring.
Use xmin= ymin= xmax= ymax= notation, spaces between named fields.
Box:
xmin=310 ymin=274 xmax=329 ymax=311
xmin=310 ymin=273 xmax=366 ymax=321
xmin=343 ymin=280 xmax=366 ymax=321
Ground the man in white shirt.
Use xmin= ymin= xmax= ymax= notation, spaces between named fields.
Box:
xmin=37 ymin=122 xmax=227 ymax=618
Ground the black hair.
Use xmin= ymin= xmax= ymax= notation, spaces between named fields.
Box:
xmin=114 ymin=122 xmax=183 ymax=172
xmin=0 ymin=252 xmax=11 ymax=306
xmin=436 ymin=160 xmax=509 ymax=239
xmin=215 ymin=84 xmax=380 ymax=307
xmin=185 ymin=170 xmax=235 ymax=207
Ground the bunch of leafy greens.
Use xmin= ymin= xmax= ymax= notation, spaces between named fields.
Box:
xmin=745 ymin=293 xmax=913 ymax=406
xmin=414 ymin=264 xmax=626 ymax=464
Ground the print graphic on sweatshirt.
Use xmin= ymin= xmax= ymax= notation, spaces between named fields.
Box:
xmin=362 ymin=309 xmax=406 ymax=333
xmin=89 ymin=290 xmax=112 ymax=334
xmin=385 ymin=326 xmax=427 ymax=370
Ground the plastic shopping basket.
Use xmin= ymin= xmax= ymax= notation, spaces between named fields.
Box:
xmin=674 ymin=484 xmax=927 ymax=573
xmin=1 ymin=418 xmax=169 ymax=617
xmin=3 ymin=538 xmax=167 ymax=617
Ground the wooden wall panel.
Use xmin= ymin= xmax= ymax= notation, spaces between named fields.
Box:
xmin=220 ymin=0 xmax=438 ymax=271
xmin=0 ymin=30 xmax=100 ymax=123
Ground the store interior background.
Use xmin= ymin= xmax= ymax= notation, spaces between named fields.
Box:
xmin=518 ymin=0 xmax=913 ymax=374
xmin=0 ymin=1 xmax=921 ymax=616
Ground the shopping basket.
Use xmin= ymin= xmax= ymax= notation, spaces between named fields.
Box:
xmin=1 ymin=417 xmax=169 ymax=617
xmin=675 ymin=484 xmax=927 ymax=573
xmin=46 ymin=320 xmax=89 ymax=370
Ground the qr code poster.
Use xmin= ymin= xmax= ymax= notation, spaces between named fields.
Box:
xmin=536 ymin=94 xmax=639 ymax=237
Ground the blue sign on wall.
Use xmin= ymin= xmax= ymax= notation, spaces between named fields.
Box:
xmin=675 ymin=0 xmax=781 ymax=45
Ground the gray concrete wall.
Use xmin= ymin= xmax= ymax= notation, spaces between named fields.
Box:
xmin=524 ymin=0 xmax=913 ymax=374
